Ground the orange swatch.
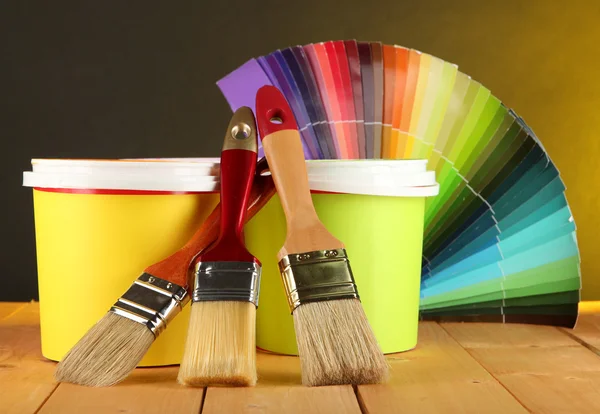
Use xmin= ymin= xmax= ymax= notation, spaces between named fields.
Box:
xmin=396 ymin=49 xmax=421 ymax=158
xmin=390 ymin=46 xmax=410 ymax=158
xmin=381 ymin=45 xmax=396 ymax=158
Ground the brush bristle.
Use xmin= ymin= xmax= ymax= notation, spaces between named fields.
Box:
xmin=177 ymin=301 xmax=257 ymax=387
xmin=293 ymin=298 xmax=390 ymax=386
xmin=55 ymin=312 xmax=154 ymax=387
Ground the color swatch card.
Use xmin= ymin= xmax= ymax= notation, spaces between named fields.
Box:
xmin=216 ymin=40 xmax=581 ymax=327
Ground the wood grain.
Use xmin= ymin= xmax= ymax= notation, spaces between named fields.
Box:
xmin=202 ymin=351 xmax=361 ymax=414
xmin=5 ymin=301 xmax=600 ymax=413
xmin=569 ymin=313 xmax=600 ymax=354
xmin=0 ymin=302 xmax=26 ymax=320
xmin=445 ymin=321 xmax=578 ymax=348
xmin=443 ymin=322 xmax=600 ymax=413
xmin=356 ymin=322 xmax=527 ymax=414
xmin=262 ymin=129 xmax=343 ymax=258
xmin=39 ymin=368 xmax=204 ymax=414
xmin=0 ymin=302 xmax=58 ymax=414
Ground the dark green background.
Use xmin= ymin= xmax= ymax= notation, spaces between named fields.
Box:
xmin=2 ymin=1 xmax=598 ymax=301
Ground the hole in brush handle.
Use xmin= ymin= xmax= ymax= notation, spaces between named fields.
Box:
xmin=256 ymin=85 xmax=298 ymax=139
xmin=267 ymin=109 xmax=285 ymax=125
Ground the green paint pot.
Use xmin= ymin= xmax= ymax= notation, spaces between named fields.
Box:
xmin=244 ymin=160 xmax=439 ymax=355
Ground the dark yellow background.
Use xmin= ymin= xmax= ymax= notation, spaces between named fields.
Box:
xmin=394 ymin=2 xmax=599 ymax=299
xmin=3 ymin=1 xmax=598 ymax=299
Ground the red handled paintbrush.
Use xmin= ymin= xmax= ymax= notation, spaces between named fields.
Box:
xmin=255 ymin=85 xmax=389 ymax=386
xmin=177 ymin=106 xmax=260 ymax=387
xmin=55 ymin=107 xmax=274 ymax=387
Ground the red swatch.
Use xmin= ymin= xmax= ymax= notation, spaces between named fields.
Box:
xmin=370 ymin=42 xmax=384 ymax=158
xmin=308 ymin=43 xmax=346 ymax=158
xmin=324 ymin=41 xmax=351 ymax=158
xmin=344 ymin=39 xmax=366 ymax=159
xmin=333 ymin=40 xmax=359 ymax=159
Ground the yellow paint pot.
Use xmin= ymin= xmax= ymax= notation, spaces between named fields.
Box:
xmin=23 ymin=158 xmax=221 ymax=366
xmin=245 ymin=159 xmax=439 ymax=355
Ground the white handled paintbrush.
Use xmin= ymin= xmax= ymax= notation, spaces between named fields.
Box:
xmin=255 ymin=85 xmax=389 ymax=386
xmin=177 ymin=107 xmax=260 ymax=387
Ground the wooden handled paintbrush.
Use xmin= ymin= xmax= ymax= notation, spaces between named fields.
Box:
xmin=255 ymin=85 xmax=389 ymax=386
xmin=54 ymin=112 xmax=275 ymax=387
xmin=177 ymin=106 xmax=260 ymax=387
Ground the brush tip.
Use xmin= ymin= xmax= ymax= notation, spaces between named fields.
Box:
xmin=178 ymin=375 xmax=255 ymax=387
xmin=55 ymin=312 xmax=154 ymax=387
xmin=177 ymin=301 xmax=257 ymax=387
xmin=293 ymin=298 xmax=389 ymax=386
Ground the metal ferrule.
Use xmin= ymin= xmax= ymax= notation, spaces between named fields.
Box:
xmin=109 ymin=273 xmax=189 ymax=337
xmin=278 ymin=248 xmax=360 ymax=313
xmin=193 ymin=261 xmax=261 ymax=307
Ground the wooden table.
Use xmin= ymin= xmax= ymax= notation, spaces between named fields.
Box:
xmin=2 ymin=302 xmax=600 ymax=413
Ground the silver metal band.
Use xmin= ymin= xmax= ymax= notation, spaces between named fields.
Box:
xmin=193 ymin=261 xmax=261 ymax=307
xmin=278 ymin=248 xmax=359 ymax=313
xmin=110 ymin=273 xmax=189 ymax=337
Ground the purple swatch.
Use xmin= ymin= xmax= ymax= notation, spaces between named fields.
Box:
xmin=291 ymin=46 xmax=337 ymax=159
xmin=272 ymin=51 xmax=323 ymax=159
xmin=216 ymin=59 xmax=270 ymax=157
xmin=282 ymin=48 xmax=331 ymax=158
xmin=258 ymin=56 xmax=280 ymax=88
xmin=265 ymin=52 xmax=320 ymax=159
xmin=216 ymin=58 xmax=311 ymax=159
xmin=357 ymin=42 xmax=375 ymax=158
xmin=258 ymin=56 xmax=315 ymax=154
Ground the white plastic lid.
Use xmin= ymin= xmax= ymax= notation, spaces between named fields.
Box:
xmin=30 ymin=158 xmax=221 ymax=176
xmin=25 ymin=158 xmax=221 ymax=192
xmin=23 ymin=158 xmax=439 ymax=197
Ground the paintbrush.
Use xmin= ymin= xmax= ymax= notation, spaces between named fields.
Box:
xmin=177 ymin=107 xmax=260 ymax=387
xmin=54 ymin=125 xmax=275 ymax=387
xmin=255 ymin=85 xmax=389 ymax=386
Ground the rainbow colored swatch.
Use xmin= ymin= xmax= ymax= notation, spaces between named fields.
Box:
xmin=217 ymin=40 xmax=581 ymax=327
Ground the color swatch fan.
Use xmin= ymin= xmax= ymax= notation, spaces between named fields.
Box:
xmin=217 ymin=40 xmax=581 ymax=327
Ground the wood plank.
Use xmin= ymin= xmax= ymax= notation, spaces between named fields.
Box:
xmin=201 ymin=352 xmax=361 ymax=414
xmin=356 ymin=322 xmax=527 ymax=414
xmin=39 ymin=368 xmax=204 ymax=414
xmin=4 ymin=301 xmax=600 ymax=413
xmin=0 ymin=302 xmax=59 ymax=414
xmin=568 ymin=312 xmax=600 ymax=354
xmin=443 ymin=322 xmax=600 ymax=414
xmin=444 ymin=321 xmax=577 ymax=348
xmin=0 ymin=302 xmax=27 ymax=320
xmin=0 ymin=302 xmax=204 ymax=414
